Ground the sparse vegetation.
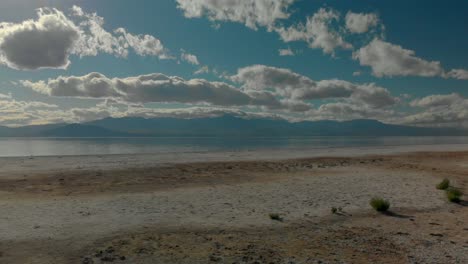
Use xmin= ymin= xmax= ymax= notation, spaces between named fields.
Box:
xmin=435 ymin=178 xmax=463 ymax=203
xmin=370 ymin=197 xmax=390 ymax=212
xmin=331 ymin=207 xmax=344 ymax=214
xmin=331 ymin=207 xmax=338 ymax=214
xmin=269 ymin=213 xmax=283 ymax=221
xmin=446 ymin=187 xmax=463 ymax=203
xmin=436 ymin=178 xmax=450 ymax=190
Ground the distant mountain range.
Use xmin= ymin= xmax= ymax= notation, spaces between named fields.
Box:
xmin=0 ymin=115 xmax=466 ymax=137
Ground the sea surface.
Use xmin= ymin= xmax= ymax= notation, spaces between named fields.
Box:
xmin=1 ymin=136 xmax=468 ymax=157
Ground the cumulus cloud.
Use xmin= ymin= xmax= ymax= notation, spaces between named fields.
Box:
xmin=275 ymin=8 xmax=352 ymax=55
xmin=0 ymin=93 xmax=12 ymax=100
xmin=404 ymin=93 xmax=468 ymax=127
xmin=410 ymin=93 xmax=463 ymax=108
xmin=278 ymin=48 xmax=294 ymax=56
xmin=0 ymin=6 xmax=172 ymax=70
xmin=23 ymin=73 xmax=249 ymax=105
xmin=353 ymin=39 xmax=445 ymax=77
xmin=71 ymin=6 xmax=171 ymax=59
xmin=20 ymin=64 xmax=401 ymax=119
xmin=21 ymin=72 xmax=305 ymax=112
xmin=0 ymin=94 xmax=63 ymax=126
xmin=176 ymin=2 xmax=355 ymax=55
xmin=11 ymin=72 xmax=468 ymax=127
xmin=176 ymin=0 xmax=295 ymax=30
xmin=180 ymin=51 xmax=200 ymax=65
xmin=114 ymin=28 xmax=169 ymax=58
xmin=345 ymin=12 xmax=379 ymax=34
xmin=194 ymin=65 xmax=210 ymax=75
xmin=353 ymin=38 xmax=468 ymax=79
xmin=445 ymin=69 xmax=468 ymax=80
xmin=312 ymin=101 xmax=397 ymax=122
xmin=0 ymin=8 xmax=79 ymax=70
xmin=177 ymin=2 xmax=394 ymax=56
xmin=231 ymin=65 xmax=397 ymax=107
xmin=0 ymin=92 xmax=292 ymax=126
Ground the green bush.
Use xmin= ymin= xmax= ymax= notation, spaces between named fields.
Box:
xmin=446 ymin=187 xmax=463 ymax=203
xmin=436 ymin=178 xmax=450 ymax=190
xmin=370 ymin=197 xmax=390 ymax=212
xmin=269 ymin=213 xmax=283 ymax=221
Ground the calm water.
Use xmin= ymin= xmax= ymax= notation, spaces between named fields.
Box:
xmin=1 ymin=137 xmax=468 ymax=157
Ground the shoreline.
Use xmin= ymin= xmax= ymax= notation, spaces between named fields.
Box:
xmin=2 ymin=143 xmax=468 ymax=177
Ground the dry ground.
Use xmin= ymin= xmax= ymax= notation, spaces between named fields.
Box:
xmin=0 ymin=151 xmax=467 ymax=263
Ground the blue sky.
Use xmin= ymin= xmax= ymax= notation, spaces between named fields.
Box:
xmin=0 ymin=0 xmax=467 ymax=127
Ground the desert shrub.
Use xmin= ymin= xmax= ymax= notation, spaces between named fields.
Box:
xmin=331 ymin=207 xmax=344 ymax=214
xmin=370 ymin=197 xmax=390 ymax=212
xmin=436 ymin=178 xmax=450 ymax=190
xmin=269 ymin=213 xmax=283 ymax=221
xmin=446 ymin=187 xmax=463 ymax=203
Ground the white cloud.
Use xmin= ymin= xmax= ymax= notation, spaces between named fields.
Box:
xmin=404 ymin=93 xmax=468 ymax=127
xmin=353 ymin=38 xmax=468 ymax=80
xmin=0 ymin=95 xmax=62 ymax=126
xmin=180 ymin=51 xmax=200 ymax=65
xmin=21 ymin=72 xmax=305 ymax=112
xmin=0 ymin=93 xmax=12 ymax=100
xmin=177 ymin=3 xmax=397 ymax=57
xmin=275 ymin=8 xmax=352 ymax=55
xmin=194 ymin=65 xmax=210 ymax=75
xmin=231 ymin=64 xmax=397 ymax=107
xmin=114 ymin=28 xmax=169 ymax=58
xmin=70 ymin=6 xmax=126 ymax=57
xmin=9 ymin=77 xmax=468 ymax=128
xmin=72 ymin=6 xmax=170 ymax=59
xmin=0 ymin=8 xmax=80 ymax=70
xmin=312 ymin=101 xmax=397 ymax=122
xmin=445 ymin=69 xmax=468 ymax=80
xmin=345 ymin=12 xmax=379 ymax=34
xmin=176 ymin=0 xmax=295 ymax=30
xmin=410 ymin=93 xmax=462 ymax=108
xmin=278 ymin=48 xmax=294 ymax=56
xmin=22 ymin=73 xmax=249 ymax=105
xmin=21 ymin=64 xmax=401 ymax=118
xmin=0 ymin=6 xmax=172 ymax=70
xmin=0 ymin=92 xmax=293 ymax=126
xmin=353 ymin=39 xmax=445 ymax=77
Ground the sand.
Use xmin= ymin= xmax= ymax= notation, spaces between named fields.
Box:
xmin=0 ymin=146 xmax=467 ymax=263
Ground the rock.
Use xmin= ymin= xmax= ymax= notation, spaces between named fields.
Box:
xmin=81 ymin=257 xmax=94 ymax=264
xmin=100 ymin=255 xmax=115 ymax=262
xmin=209 ymin=254 xmax=222 ymax=262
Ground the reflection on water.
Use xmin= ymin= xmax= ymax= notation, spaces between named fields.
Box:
xmin=0 ymin=136 xmax=468 ymax=157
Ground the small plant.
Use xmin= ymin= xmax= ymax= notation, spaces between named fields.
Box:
xmin=370 ymin=197 xmax=390 ymax=212
xmin=269 ymin=213 xmax=283 ymax=221
xmin=436 ymin=178 xmax=450 ymax=190
xmin=331 ymin=207 xmax=344 ymax=214
xmin=446 ymin=187 xmax=463 ymax=203
xmin=331 ymin=207 xmax=338 ymax=214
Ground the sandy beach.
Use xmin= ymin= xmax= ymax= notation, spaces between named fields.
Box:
xmin=0 ymin=146 xmax=467 ymax=263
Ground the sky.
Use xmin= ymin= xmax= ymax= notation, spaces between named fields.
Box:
xmin=0 ymin=0 xmax=467 ymax=127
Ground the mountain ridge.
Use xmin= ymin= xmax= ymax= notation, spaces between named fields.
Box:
xmin=0 ymin=115 xmax=465 ymax=137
